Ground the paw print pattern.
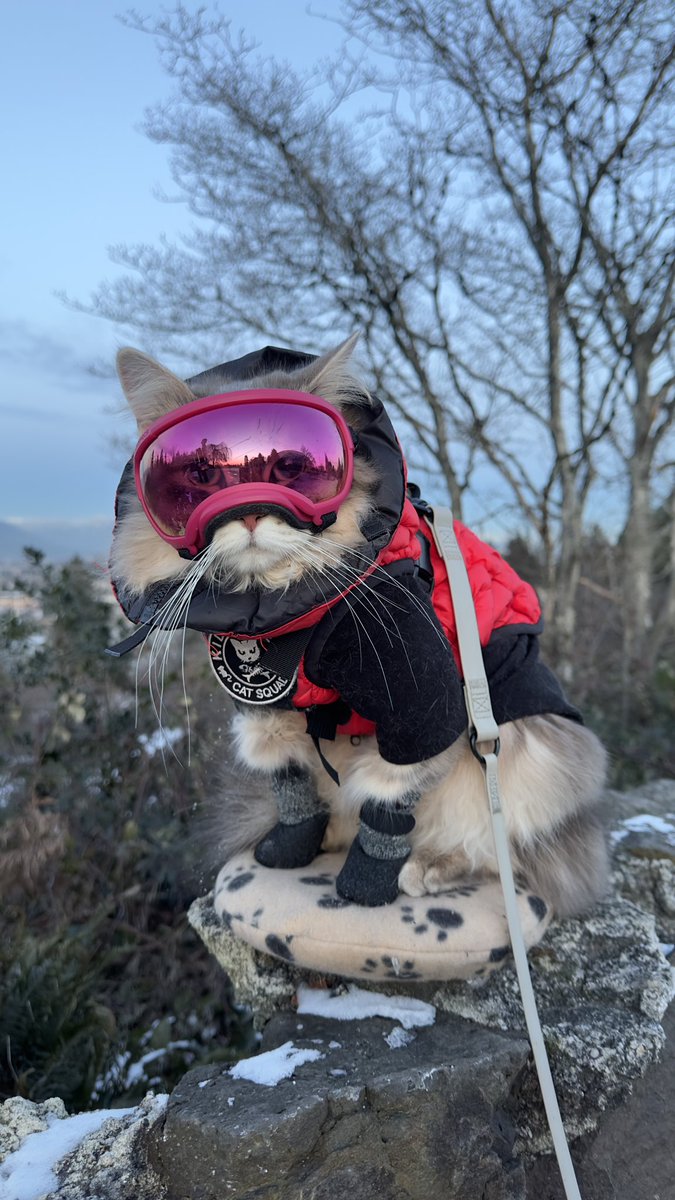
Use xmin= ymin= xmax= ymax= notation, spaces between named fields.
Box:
xmin=398 ymin=903 xmax=430 ymax=937
xmin=226 ymin=871 xmax=256 ymax=892
xmin=216 ymin=864 xmax=260 ymax=897
xmin=439 ymin=884 xmax=479 ymax=898
xmin=213 ymin=850 xmax=550 ymax=985
xmin=422 ymin=906 xmax=465 ymax=943
xmin=360 ymin=957 xmax=379 ymax=975
xmin=527 ymin=895 xmax=548 ymax=921
xmin=381 ymin=954 xmax=421 ymax=981
xmin=265 ymin=933 xmax=295 ymax=962
xmin=317 ymin=894 xmax=352 ymax=909
xmin=489 ymin=945 xmax=510 ymax=963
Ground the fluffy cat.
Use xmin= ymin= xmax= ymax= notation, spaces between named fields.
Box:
xmin=110 ymin=337 xmax=608 ymax=915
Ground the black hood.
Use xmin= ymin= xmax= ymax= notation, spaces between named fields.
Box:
xmin=109 ymin=345 xmax=406 ymax=651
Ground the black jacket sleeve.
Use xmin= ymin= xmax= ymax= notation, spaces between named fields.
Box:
xmin=302 ymin=571 xmax=582 ymax=765
xmin=482 ymin=632 xmax=582 ymax=726
xmin=303 ymin=573 xmax=468 ymax=764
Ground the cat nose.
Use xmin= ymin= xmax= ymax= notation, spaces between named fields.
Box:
xmin=241 ymin=514 xmax=261 ymax=532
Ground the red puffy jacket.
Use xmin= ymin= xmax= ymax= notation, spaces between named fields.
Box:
xmin=292 ymin=497 xmax=541 ymax=736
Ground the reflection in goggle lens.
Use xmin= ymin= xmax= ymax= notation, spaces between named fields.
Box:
xmin=138 ymin=402 xmax=347 ymax=536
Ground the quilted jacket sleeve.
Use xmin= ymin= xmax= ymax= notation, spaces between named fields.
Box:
xmin=304 ymin=574 xmax=468 ymax=764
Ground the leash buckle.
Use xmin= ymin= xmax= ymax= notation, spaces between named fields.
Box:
xmin=469 ymin=728 xmax=501 ymax=766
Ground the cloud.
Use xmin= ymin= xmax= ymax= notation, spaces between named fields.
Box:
xmin=0 ymin=402 xmax=65 ymax=421
xmin=5 ymin=516 xmax=111 ymax=528
xmin=0 ymin=318 xmax=113 ymax=394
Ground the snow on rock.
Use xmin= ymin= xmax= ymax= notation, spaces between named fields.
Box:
xmin=0 ymin=1105 xmax=136 ymax=1200
xmin=611 ymin=812 xmax=675 ymax=846
xmin=0 ymin=1098 xmax=67 ymax=1163
xmin=229 ymin=1041 xmax=323 ymax=1087
xmin=384 ymin=1026 xmax=417 ymax=1049
xmin=0 ymin=1094 xmax=169 ymax=1200
xmin=296 ymin=983 xmax=436 ymax=1030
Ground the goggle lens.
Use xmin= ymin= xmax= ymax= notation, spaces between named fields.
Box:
xmin=138 ymin=401 xmax=348 ymax=537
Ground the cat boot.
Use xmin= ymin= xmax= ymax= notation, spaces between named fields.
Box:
xmin=254 ymin=763 xmax=329 ymax=869
xmin=336 ymin=795 xmax=417 ymax=906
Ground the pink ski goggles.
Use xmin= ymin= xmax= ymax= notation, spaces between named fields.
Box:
xmin=134 ymin=389 xmax=355 ymax=555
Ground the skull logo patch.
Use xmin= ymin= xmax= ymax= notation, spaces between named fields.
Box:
xmin=207 ymin=633 xmax=297 ymax=704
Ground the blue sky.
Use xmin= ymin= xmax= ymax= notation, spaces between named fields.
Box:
xmin=0 ymin=1 xmax=343 ymax=537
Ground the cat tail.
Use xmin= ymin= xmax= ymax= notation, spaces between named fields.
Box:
xmin=514 ymin=805 xmax=610 ymax=919
xmin=213 ymin=786 xmax=279 ymax=864
xmin=506 ymin=714 xmax=610 ymax=918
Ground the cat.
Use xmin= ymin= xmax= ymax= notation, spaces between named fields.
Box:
xmin=110 ymin=335 xmax=609 ymax=914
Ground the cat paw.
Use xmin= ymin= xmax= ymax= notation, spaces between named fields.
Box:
xmin=397 ymin=856 xmax=429 ymax=897
xmin=254 ymin=812 xmax=329 ymax=869
xmin=321 ymin=811 xmax=359 ymax=854
xmin=399 ymin=850 xmax=477 ymax=897
xmin=335 ymin=838 xmax=405 ymax=906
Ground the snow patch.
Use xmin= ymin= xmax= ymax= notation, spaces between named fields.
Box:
xmin=296 ymin=983 xmax=436 ymax=1030
xmin=138 ymin=728 xmax=184 ymax=756
xmin=384 ymin=1025 xmax=417 ymax=1049
xmin=123 ymin=1041 xmax=192 ymax=1089
xmin=0 ymin=1108 xmax=136 ymax=1200
xmin=612 ymin=812 xmax=675 ymax=846
xmin=229 ymin=1041 xmax=323 ymax=1087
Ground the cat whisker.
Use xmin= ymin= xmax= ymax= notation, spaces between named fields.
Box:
xmin=297 ymin=540 xmax=415 ymax=639
xmin=294 ymin=541 xmax=424 ymax=691
xmin=293 ymin=548 xmax=395 ymax=706
xmin=297 ymin=551 xmax=400 ymax=651
xmin=135 ymin=542 xmax=220 ymax=766
xmin=316 ymin=535 xmax=450 ymax=648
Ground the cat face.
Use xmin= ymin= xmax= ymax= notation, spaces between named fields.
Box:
xmin=111 ymin=336 xmax=379 ymax=596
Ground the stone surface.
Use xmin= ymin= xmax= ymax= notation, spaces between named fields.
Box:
xmin=0 ymin=1093 xmax=168 ymax=1200
xmin=607 ymin=778 xmax=675 ymax=945
xmin=51 ymin=1094 xmax=168 ymax=1200
xmin=149 ymin=1011 xmax=532 ymax=1200
xmin=182 ymin=780 xmax=675 ymax=1193
xmin=188 ymin=894 xmax=302 ymax=1029
xmin=524 ymin=997 xmax=675 ymax=1200
xmin=430 ymin=896 xmax=672 ymax=1152
xmin=0 ymin=1096 xmax=68 ymax=1161
xmin=189 ymin=856 xmax=674 ymax=1158
xmin=4 ymin=782 xmax=674 ymax=1200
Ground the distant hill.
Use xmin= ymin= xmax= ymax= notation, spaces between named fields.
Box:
xmin=0 ymin=520 xmax=111 ymax=564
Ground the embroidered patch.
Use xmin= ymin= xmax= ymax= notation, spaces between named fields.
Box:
xmin=207 ymin=633 xmax=297 ymax=704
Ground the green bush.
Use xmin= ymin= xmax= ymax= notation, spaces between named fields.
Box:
xmin=0 ymin=551 xmax=249 ymax=1109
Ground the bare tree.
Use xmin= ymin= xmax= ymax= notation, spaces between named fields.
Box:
xmin=342 ymin=0 xmax=675 ymax=675
xmin=84 ymin=1 xmax=675 ymax=682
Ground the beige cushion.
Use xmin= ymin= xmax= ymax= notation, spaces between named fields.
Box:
xmin=214 ymin=851 xmax=551 ymax=983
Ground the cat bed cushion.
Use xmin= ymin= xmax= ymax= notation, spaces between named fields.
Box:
xmin=213 ymin=852 xmax=551 ymax=983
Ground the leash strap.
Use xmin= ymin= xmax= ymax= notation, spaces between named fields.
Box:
xmin=428 ymin=505 xmax=583 ymax=1200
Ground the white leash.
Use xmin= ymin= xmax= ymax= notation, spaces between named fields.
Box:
xmin=429 ymin=506 xmax=583 ymax=1200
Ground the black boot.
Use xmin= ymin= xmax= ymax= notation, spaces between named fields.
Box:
xmin=336 ymin=798 xmax=416 ymax=906
xmin=254 ymin=764 xmax=328 ymax=869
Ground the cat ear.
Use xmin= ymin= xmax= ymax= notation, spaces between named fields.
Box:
xmin=301 ymin=333 xmax=361 ymax=394
xmin=116 ymin=348 xmax=194 ymax=432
